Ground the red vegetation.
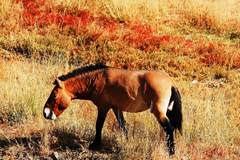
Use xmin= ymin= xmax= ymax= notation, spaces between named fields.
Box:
xmin=197 ymin=42 xmax=240 ymax=68
xmin=203 ymin=146 xmax=227 ymax=159
xmin=16 ymin=0 xmax=240 ymax=68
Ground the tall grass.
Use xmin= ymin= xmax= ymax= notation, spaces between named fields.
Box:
xmin=177 ymin=0 xmax=240 ymax=34
xmin=1 ymin=0 xmax=240 ymax=159
xmin=104 ymin=0 xmax=164 ymax=23
xmin=1 ymin=0 xmax=240 ymax=70
xmin=0 ymin=58 xmax=239 ymax=159
xmin=1 ymin=0 xmax=240 ymax=34
xmin=182 ymin=82 xmax=239 ymax=144
xmin=0 ymin=58 xmax=65 ymax=123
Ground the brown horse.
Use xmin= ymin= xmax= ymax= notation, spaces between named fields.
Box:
xmin=43 ymin=64 xmax=182 ymax=155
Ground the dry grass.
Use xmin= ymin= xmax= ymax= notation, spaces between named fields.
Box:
xmin=0 ymin=55 xmax=239 ymax=159
xmin=1 ymin=0 xmax=240 ymax=159
xmin=177 ymin=0 xmax=240 ymax=34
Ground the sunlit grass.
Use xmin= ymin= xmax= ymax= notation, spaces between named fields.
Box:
xmin=0 ymin=57 xmax=239 ymax=159
xmin=1 ymin=0 xmax=240 ymax=159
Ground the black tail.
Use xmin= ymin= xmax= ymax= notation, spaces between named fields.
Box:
xmin=167 ymin=86 xmax=183 ymax=134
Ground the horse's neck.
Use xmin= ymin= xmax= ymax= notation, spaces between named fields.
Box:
xmin=65 ymin=71 xmax=104 ymax=99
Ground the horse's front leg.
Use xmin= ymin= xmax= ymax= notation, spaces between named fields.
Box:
xmin=89 ymin=106 xmax=110 ymax=150
xmin=112 ymin=108 xmax=128 ymax=138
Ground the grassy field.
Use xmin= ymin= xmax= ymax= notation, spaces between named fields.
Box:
xmin=0 ymin=0 xmax=240 ymax=159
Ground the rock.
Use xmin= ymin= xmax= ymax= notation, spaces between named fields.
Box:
xmin=192 ymin=80 xmax=198 ymax=84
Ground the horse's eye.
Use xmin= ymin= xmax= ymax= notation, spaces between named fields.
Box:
xmin=58 ymin=104 xmax=65 ymax=111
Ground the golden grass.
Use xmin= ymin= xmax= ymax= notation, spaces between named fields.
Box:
xmin=1 ymin=0 xmax=240 ymax=159
xmin=0 ymin=57 xmax=239 ymax=159
xmin=102 ymin=0 xmax=240 ymax=34
xmin=176 ymin=0 xmax=240 ymax=34
xmin=0 ymin=0 xmax=22 ymax=34
xmin=1 ymin=0 xmax=240 ymax=35
xmin=104 ymin=0 xmax=165 ymax=23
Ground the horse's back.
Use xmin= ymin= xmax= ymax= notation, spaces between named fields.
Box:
xmin=143 ymin=70 xmax=174 ymax=93
xmin=106 ymin=68 xmax=145 ymax=82
xmin=100 ymin=68 xmax=173 ymax=112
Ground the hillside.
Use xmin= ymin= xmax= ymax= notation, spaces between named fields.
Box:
xmin=0 ymin=0 xmax=240 ymax=159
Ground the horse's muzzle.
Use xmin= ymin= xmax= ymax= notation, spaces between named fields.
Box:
xmin=43 ymin=108 xmax=56 ymax=120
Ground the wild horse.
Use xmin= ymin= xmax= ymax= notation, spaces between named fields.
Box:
xmin=43 ymin=64 xmax=182 ymax=155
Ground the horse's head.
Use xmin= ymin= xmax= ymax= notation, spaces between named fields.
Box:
xmin=43 ymin=78 xmax=72 ymax=120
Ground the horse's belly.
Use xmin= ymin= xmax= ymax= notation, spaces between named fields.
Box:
xmin=122 ymin=97 xmax=149 ymax=112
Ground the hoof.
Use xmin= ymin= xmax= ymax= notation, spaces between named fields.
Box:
xmin=89 ymin=142 xmax=102 ymax=150
xmin=168 ymin=148 xmax=175 ymax=156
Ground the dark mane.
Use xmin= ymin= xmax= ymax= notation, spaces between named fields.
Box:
xmin=56 ymin=63 xmax=109 ymax=82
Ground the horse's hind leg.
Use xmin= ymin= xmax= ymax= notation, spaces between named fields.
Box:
xmin=152 ymin=97 xmax=175 ymax=155
xmin=89 ymin=107 xmax=110 ymax=150
xmin=113 ymin=108 xmax=128 ymax=138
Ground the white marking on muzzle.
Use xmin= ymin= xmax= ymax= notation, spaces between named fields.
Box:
xmin=51 ymin=112 xmax=56 ymax=120
xmin=168 ymin=101 xmax=174 ymax=111
xmin=44 ymin=108 xmax=56 ymax=120
xmin=44 ymin=108 xmax=50 ymax=117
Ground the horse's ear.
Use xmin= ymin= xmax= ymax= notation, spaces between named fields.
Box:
xmin=54 ymin=78 xmax=64 ymax=88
